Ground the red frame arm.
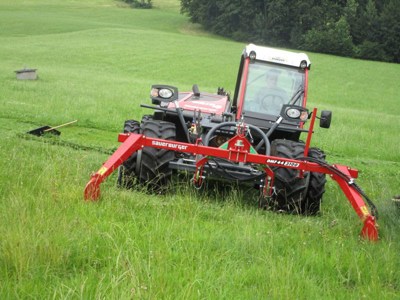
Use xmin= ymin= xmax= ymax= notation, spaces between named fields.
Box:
xmin=84 ymin=133 xmax=143 ymax=200
xmin=84 ymin=133 xmax=378 ymax=241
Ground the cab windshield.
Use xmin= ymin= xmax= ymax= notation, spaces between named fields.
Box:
xmin=243 ymin=61 xmax=306 ymax=116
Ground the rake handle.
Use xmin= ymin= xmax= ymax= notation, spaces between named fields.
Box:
xmin=44 ymin=120 xmax=78 ymax=132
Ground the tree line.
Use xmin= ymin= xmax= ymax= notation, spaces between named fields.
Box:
xmin=180 ymin=0 xmax=400 ymax=63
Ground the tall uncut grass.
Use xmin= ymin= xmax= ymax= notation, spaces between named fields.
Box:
xmin=0 ymin=0 xmax=399 ymax=298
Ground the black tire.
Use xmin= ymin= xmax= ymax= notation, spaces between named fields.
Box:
xmin=302 ymin=147 xmax=327 ymax=215
xmin=118 ymin=118 xmax=176 ymax=192
xmin=117 ymin=120 xmax=141 ymax=188
xmin=136 ymin=119 xmax=176 ymax=192
xmin=270 ymin=139 xmax=308 ymax=214
xmin=123 ymin=119 xmax=141 ymax=134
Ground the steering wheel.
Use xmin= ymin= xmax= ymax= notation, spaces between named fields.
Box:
xmin=204 ymin=122 xmax=271 ymax=155
xmin=259 ymin=89 xmax=287 ymax=114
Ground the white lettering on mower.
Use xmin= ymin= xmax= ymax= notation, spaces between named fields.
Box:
xmin=152 ymin=140 xmax=188 ymax=151
xmin=266 ymin=159 xmax=300 ymax=168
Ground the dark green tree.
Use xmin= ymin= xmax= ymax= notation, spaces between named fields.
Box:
xmin=380 ymin=0 xmax=400 ymax=62
xmin=302 ymin=16 xmax=355 ymax=56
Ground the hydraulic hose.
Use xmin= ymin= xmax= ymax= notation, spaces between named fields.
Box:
xmin=302 ymin=156 xmax=378 ymax=218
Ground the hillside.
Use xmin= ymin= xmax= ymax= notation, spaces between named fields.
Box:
xmin=0 ymin=0 xmax=399 ymax=298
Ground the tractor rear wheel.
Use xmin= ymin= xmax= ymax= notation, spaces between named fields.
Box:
xmin=302 ymin=147 xmax=327 ymax=215
xmin=270 ymin=139 xmax=308 ymax=214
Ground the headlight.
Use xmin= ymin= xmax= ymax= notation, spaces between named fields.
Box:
xmin=286 ymin=108 xmax=301 ymax=119
xmin=300 ymin=60 xmax=308 ymax=69
xmin=151 ymin=88 xmax=174 ymax=99
xmin=151 ymin=88 xmax=160 ymax=98
xmin=158 ymin=88 xmax=173 ymax=99
xmin=150 ymin=85 xmax=179 ymax=105
xmin=300 ymin=111 xmax=309 ymax=122
xmin=280 ymin=104 xmax=309 ymax=123
xmin=249 ymin=51 xmax=256 ymax=60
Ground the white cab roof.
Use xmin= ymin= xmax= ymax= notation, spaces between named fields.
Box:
xmin=244 ymin=44 xmax=311 ymax=69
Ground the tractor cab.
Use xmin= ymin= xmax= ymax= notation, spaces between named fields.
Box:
xmin=233 ymin=44 xmax=311 ymax=140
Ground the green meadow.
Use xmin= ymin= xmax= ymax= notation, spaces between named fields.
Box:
xmin=1 ymin=0 xmax=400 ymax=298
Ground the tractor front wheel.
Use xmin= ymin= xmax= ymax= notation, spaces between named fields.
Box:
xmin=269 ymin=140 xmax=326 ymax=215
xmin=270 ymin=139 xmax=308 ymax=214
xmin=117 ymin=120 xmax=141 ymax=188
xmin=118 ymin=118 xmax=176 ymax=192
xmin=138 ymin=119 xmax=176 ymax=192
xmin=302 ymin=147 xmax=327 ymax=215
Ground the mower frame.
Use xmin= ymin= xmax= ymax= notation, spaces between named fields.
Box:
xmin=84 ymin=109 xmax=378 ymax=241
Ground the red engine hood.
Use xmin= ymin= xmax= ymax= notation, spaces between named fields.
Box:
xmin=168 ymin=92 xmax=229 ymax=115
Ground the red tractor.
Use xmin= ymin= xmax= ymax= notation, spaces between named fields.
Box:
xmin=84 ymin=44 xmax=378 ymax=240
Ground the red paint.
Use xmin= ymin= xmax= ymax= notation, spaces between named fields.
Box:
xmin=85 ymin=131 xmax=378 ymax=241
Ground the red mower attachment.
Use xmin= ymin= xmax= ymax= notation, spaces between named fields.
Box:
xmin=84 ymin=130 xmax=378 ymax=241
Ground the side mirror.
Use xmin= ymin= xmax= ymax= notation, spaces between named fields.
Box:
xmin=150 ymin=85 xmax=178 ymax=105
xmin=320 ymin=110 xmax=332 ymax=128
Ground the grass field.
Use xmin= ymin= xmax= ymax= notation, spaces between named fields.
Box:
xmin=1 ymin=0 xmax=400 ymax=298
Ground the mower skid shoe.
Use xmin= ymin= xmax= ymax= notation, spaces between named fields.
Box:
xmin=361 ymin=215 xmax=378 ymax=241
xmin=84 ymin=133 xmax=143 ymax=201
